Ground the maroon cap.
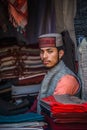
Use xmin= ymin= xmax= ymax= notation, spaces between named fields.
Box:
xmin=38 ymin=33 xmax=63 ymax=48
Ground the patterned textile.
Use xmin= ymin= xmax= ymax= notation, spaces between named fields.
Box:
xmin=0 ymin=45 xmax=47 ymax=81
xmin=74 ymin=0 xmax=87 ymax=46
xmin=18 ymin=74 xmax=44 ymax=85
xmin=74 ymin=16 xmax=87 ymax=45
xmin=0 ymin=44 xmax=47 ymax=102
xmin=8 ymin=0 xmax=28 ymax=33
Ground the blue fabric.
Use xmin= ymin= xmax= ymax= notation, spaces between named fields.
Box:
xmin=0 ymin=112 xmax=44 ymax=123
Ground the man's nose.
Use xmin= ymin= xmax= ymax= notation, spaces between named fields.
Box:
xmin=43 ymin=51 xmax=48 ymax=58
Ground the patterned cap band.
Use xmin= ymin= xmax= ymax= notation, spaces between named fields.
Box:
xmin=39 ymin=37 xmax=56 ymax=48
xmin=38 ymin=33 xmax=63 ymax=48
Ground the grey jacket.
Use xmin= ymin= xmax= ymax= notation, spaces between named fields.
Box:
xmin=37 ymin=60 xmax=81 ymax=113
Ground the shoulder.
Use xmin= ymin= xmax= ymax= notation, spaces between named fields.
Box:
xmin=53 ymin=74 xmax=80 ymax=95
xmin=59 ymin=74 xmax=79 ymax=84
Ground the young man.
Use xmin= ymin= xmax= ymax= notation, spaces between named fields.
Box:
xmin=37 ymin=33 xmax=81 ymax=113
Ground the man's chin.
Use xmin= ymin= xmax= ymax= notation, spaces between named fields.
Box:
xmin=44 ymin=64 xmax=53 ymax=68
xmin=44 ymin=64 xmax=50 ymax=68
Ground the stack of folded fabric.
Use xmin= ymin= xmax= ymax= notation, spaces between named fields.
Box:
xmin=40 ymin=94 xmax=87 ymax=123
xmin=0 ymin=43 xmax=47 ymax=109
xmin=0 ymin=44 xmax=47 ymax=80
xmin=0 ymin=40 xmax=48 ymax=129
xmin=0 ymin=45 xmax=20 ymax=79
xmin=0 ymin=98 xmax=30 ymax=116
xmin=0 ymin=112 xmax=47 ymax=130
xmin=18 ymin=45 xmax=47 ymax=85
xmin=12 ymin=84 xmax=41 ymax=98
xmin=0 ymin=78 xmax=18 ymax=100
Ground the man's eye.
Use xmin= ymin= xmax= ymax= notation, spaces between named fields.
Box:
xmin=48 ymin=50 xmax=53 ymax=53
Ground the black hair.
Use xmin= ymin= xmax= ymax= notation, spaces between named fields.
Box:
xmin=56 ymin=46 xmax=65 ymax=61
xmin=57 ymin=45 xmax=65 ymax=51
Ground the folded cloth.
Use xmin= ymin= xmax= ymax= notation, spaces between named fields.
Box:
xmin=0 ymin=79 xmax=17 ymax=90
xmin=53 ymin=112 xmax=87 ymax=123
xmin=0 ymin=106 xmax=28 ymax=116
xmin=18 ymin=74 xmax=44 ymax=85
xmin=54 ymin=118 xmax=87 ymax=123
xmin=0 ymin=112 xmax=44 ymax=123
xmin=40 ymin=95 xmax=87 ymax=114
xmin=12 ymin=84 xmax=41 ymax=96
xmin=54 ymin=94 xmax=85 ymax=104
xmin=41 ymin=95 xmax=87 ymax=123
xmin=0 ymin=98 xmax=30 ymax=115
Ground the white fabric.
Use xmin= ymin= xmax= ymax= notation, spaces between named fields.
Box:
xmin=78 ymin=38 xmax=87 ymax=100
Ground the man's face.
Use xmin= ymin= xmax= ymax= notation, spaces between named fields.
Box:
xmin=40 ymin=47 xmax=60 ymax=68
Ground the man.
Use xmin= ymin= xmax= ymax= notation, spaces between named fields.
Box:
xmin=37 ymin=33 xmax=81 ymax=113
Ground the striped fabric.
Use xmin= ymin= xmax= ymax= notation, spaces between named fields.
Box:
xmin=8 ymin=0 xmax=28 ymax=33
xmin=0 ymin=45 xmax=47 ymax=83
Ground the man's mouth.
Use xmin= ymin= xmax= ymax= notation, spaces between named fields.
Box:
xmin=43 ymin=61 xmax=50 ymax=65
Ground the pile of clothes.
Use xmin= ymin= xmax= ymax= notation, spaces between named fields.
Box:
xmin=40 ymin=94 xmax=87 ymax=123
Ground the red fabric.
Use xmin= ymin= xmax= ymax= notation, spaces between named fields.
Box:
xmin=45 ymin=114 xmax=87 ymax=130
xmin=41 ymin=96 xmax=87 ymax=114
xmin=8 ymin=0 xmax=28 ymax=28
xmin=54 ymin=75 xmax=79 ymax=95
xmin=39 ymin=37 xmax=56 ymax=48
xmin=27 ymin=98 xmax=37 ymax=113
xmin=18 ymin=74 xmax=44 ymax=85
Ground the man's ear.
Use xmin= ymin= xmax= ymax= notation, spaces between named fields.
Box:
xmin=59 ymin=50 xmax=64 ymax=59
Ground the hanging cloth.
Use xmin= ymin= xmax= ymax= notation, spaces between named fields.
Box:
xmin=8 ymin=0 xmax=28 ymax=34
